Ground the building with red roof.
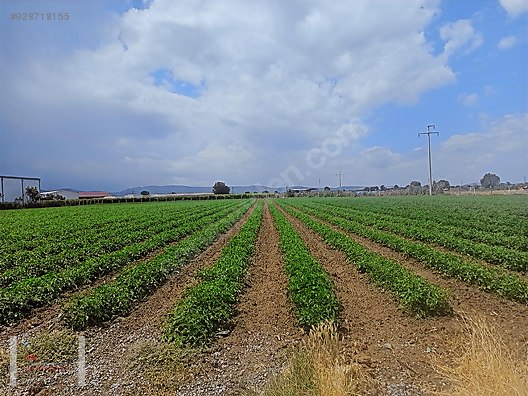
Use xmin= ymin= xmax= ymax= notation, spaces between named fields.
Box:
xmin=78 ymin=191 xmax=110 ymax=199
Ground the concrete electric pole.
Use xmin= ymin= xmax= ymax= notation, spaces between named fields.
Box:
xmin=337 ymin=171 xmax=343 ymax=192
xmin=418 ymin=125 xmax=439 ymax=196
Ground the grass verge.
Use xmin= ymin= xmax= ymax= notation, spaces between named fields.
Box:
xmin=17 ymin=329 xmax=77 ymax=366
xmin=128 ymin=340 xmax=190 ymax=396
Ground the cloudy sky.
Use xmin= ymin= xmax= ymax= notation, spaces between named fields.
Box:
xmin=1 ymin=0 xmax=527 ymax=191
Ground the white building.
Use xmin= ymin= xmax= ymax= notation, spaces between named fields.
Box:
xmin=40 ymin=190 xmax=79 ymax=200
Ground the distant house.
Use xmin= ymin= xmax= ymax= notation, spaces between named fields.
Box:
xmin=40 ymin=190 xmax=79 ymax=200
xmin=291 ymin=187 xmax=318 ymax=193
xmin=79 ymin=191 xmax=110 ymax=199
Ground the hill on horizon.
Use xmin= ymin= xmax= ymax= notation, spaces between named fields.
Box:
xmin=111 ymin=184 xmax=365 ymax=196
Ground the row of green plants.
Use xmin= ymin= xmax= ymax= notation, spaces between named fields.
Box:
xmin=291 ymin=201 xmax=528 ymax=305
xmin=269 ymin=204 xmax=340 ymax=326
xmin=0 ymin=201 xmax=222 ymax=265
xmin=320 ymin=196 xmax=527 ymax=243
xmin=0 ymin=201 xmax=250 ymax=325
xmin=355 ymin=202 xmax=528 ymax=252
xmin=313 ymin=201 xmax=528 ymax=271
xmin=0 ymin=204 xmax=194 ymax=269
xmin=276 ymin=202 xmax=452 ymax=317
xmin=0 ymin=203 xmax=225 ymax=287
xmin=164 ymin=202 xmax=263 ymax=346
xmin=62 ymin=201 xmax=254 ymax=330
xmin=0 ymin=204 xmax=151 ymax=256
xmin=0 ymin=203 xmax=230 ymax=286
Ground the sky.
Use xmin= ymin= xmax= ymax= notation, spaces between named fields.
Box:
xmin=0 ymin=0 xmax=527 ymax=192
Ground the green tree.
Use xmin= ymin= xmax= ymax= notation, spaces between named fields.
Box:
xmin=140 ymin=190 xmax=150 ymax=196
xmin=212 ymin=181 xmax=230 ymax=194
xmin=480 ymin=173 xmax=500 ymax=188
xmin=25 ymin=186 xmax=40 ymax=203
xmin=434 ymin=179 xmax=450 ymax=192
xmin=408 ymin=181 xmax=423 ymax=195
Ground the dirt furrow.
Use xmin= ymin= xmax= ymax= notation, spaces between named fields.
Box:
xmin=176 ymin=202 xmax=302 ymax=396
xmin=317 ymin=203 xmax=527 ymax=278
xmin=0 ymin=205 xmax=255 ymax=396
xmin=0 ymin=206 xmax=243 ymax=338
xmin=0 ymin=238 xmax=186 ymax=341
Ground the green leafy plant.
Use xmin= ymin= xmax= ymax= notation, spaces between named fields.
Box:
xmin=284 ymin=200 xmax=528 ymax=305
xmin=277 ymin=201 xmax=452 ymax=317
xmin=164 ymin=202 xmax=263 ymax=347
xmin=270 ymin=204 xmax=340 ymax=327
xmin=62 ymin=201 xmax=254 ymax=330
xmin=0 ymin=200 xmax=251 ymax=326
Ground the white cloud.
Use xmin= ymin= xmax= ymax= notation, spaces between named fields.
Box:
xmin=484 ymin=85 xmax=495 ymax=97
xmin=337 ymin=113 xmax=528 ymax=186
xmin=9 ymin=0 xmax=514 ymax=190
xmin=439 ymin=19 xmax=483 ymax=57
xmin=458 ymin=93 xmax=480 ymax=106
xmin=498 ymin=35 xmax=518 ymax=49
xmin=499 ymin=0 xmax=528 ymax=17
xmin=436 ymin=113 xmax=528 ymax=183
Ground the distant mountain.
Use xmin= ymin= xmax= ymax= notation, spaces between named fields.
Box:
xmin=114 ymin=184 xmax=277 ymax=196
xmin=231 ymin=185 xmax=278 ymax=193
xmin=41 ymin=187 xmax=81 ymax=193
xmin=114 ymin=185 xmax=210 ymax=196
xmin=112 ymin=184 xmax=365 ymax=196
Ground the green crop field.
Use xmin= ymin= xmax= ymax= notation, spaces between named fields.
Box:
xmin=1 ymin=195 xmax=527 ymax=394
xmin=0 ymin=195 xmax=526 ymax=328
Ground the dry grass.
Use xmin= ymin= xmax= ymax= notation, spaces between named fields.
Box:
xmin=253 ymin=322 xmax=368 ymax=396
xmin=128 ymin=340 xmax=190 ymax=396
xmin=436 ymin=315 xmax=528 ymax=396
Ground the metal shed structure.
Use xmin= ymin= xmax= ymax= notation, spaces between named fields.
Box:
xmin=0 ymin=175 xmax=41 ymax=204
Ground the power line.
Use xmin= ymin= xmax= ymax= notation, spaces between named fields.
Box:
xmin=418 ymin=125 xmax=439 ymax=196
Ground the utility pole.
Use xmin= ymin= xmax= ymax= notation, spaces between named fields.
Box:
xmin=418 ymin=124 xmax=439 ymax=196
xmin=337 ymin=171 xmax=343 ymax=192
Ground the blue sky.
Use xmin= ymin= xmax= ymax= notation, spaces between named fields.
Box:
xmin=0 ymin=0 xmax=527 ymax=191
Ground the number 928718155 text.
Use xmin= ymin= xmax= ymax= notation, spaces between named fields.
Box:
xmin=10 ymin=13 xmax=70 ymax=21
